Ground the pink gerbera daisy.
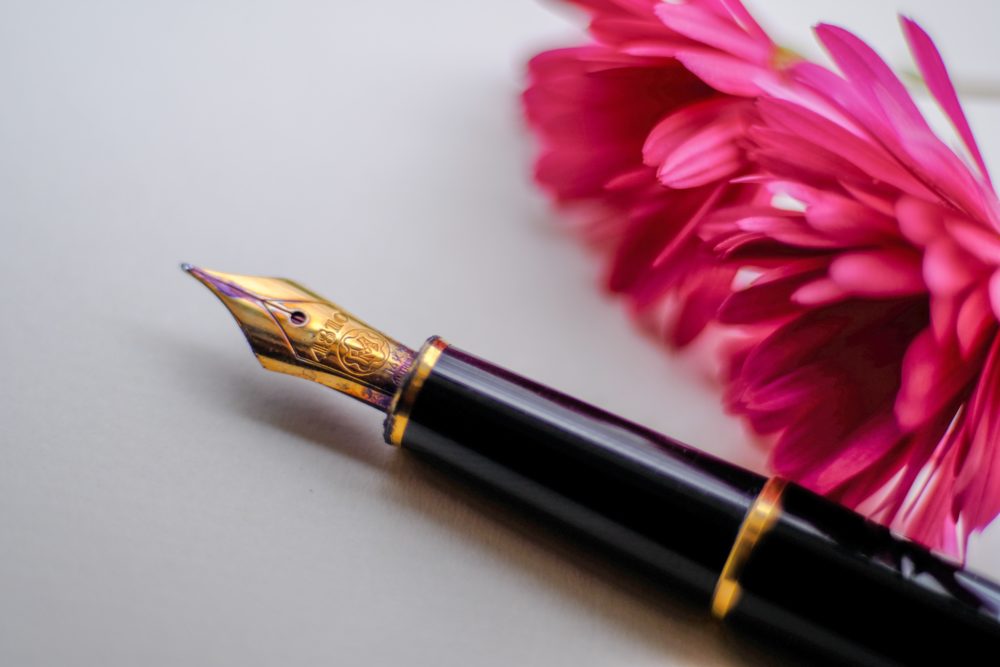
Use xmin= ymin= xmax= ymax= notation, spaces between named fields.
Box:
xmin=705 ymin=19 xmax=1000 ymax=559
xmin=525 ymin=2 xmax=1000 ymax=560
xmin=524 ymin=0 xmax=792 ymax=344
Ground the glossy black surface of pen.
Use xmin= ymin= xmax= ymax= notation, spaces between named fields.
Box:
xmin=396 ymin=344 xmax=1000 ymax=665
xmin=393 ymin=344 xmax=767 ymax=600
xmin=735 ymin=484 xmax=1000 ymax=664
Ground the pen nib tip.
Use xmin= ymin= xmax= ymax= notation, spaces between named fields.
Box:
xmin=182 ymin=265 xmax=414 ymax=412
xmin=180 ymin=262 xmax=195 ymax=273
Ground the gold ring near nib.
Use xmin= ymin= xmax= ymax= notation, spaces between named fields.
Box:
xmin=182 ymin=264 xmax=414 ymax=410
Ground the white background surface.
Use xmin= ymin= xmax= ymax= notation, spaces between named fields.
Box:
xmin=2 ymin=1 xmax=999 ymax=665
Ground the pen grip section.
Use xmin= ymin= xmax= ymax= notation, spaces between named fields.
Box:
xmin=388 ymin=342 xmax=765 ymax=602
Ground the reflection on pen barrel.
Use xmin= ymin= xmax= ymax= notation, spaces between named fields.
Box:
xmin=387 ymin=339 xmax=1000 ymax=666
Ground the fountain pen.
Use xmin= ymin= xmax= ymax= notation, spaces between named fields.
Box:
xmin=184 ymin=265 xmax=1000 ymax=665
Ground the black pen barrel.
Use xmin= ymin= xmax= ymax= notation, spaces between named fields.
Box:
xmin=734 ymin=483 xmax=1000 ymax=663
xmin=387 ymin=339 xmax=767 ymax=600
xmin=385 ymin=340 xmax=1000 ymax=664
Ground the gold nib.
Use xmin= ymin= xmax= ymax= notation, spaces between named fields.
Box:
xmin=183 ymin=264 xmax=414 ymax=411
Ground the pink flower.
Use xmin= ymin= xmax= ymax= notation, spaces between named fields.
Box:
xmin=523 ymin=0 xmax=790 ymax=344
xmin=525 ymin=2 xmax=1000 ymax=559
xmin=707 ymin=19 xmax=1000 ymax=559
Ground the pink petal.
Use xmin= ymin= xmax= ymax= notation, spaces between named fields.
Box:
xmin=923 ymin=239 xmax=981 ymax=296
xmin=643 ymin=98 xmax=749 ymax=188
xmin=709 ymin=0 xmax=771 ymax=43
xmin=897 ymin=432 xmax=963 ymax=556
xmin=735 ymin=306 xmax=866 ymax=393
xmin=718 ymin=260 xmax=826 ymax=324
xmin=651 ymin=184 xmax=725 ymax=267
xmin=899 ymin=136 xmax=997 ymax=228
xmin=604 ymin=166 xmax=655 ymax=191
xmin=589 ymin=17 xmax=678 ymax=49
xmin=956 ymin=287 xmax=995 ymax=357
xmin=643 ymin=96 xmax=729 ymax=164
xmin=606 ymin=184 xmax=723 ymax=302
xmin=791 ymin=278 xmax=848 ymax=305
xmin=901 ymin=17 xmax=992 ymax=185
xmin=894 ymin=329 xmax=972 ymax=430
xmin=674 ymin=49 xmax=769 ymax=96
xmin=748 ymin=126 xmax=865 ymax=189
xmin=896 ymin=195 xmax=945 ymax=246
xmin=805 ymin=416 xmax=902 ymax=494
xmin=658 ymin=122 xmax=746 ymax=188
xmin=654 ymin=2 xmax=773 ymax=63
xmin=840 ymin=182 xmax=897 ymax=217
xmin=805 ymin=193 xmax=897 ymax=243
xmin=989 ymin=269 xmax=1000 ymax=320
xmin=814 ymin=23 xmax=929 ymax=137
xmin=740 ymin=366 xmax=829 ymax=414
xmin=534 ymin=147 xmax=634 ymax=201
xmin=790 ymin=50 xmax=993 ymax=225
xmin=829 ymin=248 xmax=925 ymax=298
xmin=954 ymin=338 xmax=1000 ymax=531
xmin=738 ymin=213 xmax=838 ymax=248
xmin=786 ymin=61 xmax=871 ymax=132
xmin=669 ymin=264 xmax=737 ymax=346
xmin=756 ymin=98 xmax=933 ymax=198
xmin=947 ymin=218 xmax=1000 ymax=265
xmin=929 ymin=292 xmax=960 ymax=344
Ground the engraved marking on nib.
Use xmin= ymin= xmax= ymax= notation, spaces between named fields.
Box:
xmin=338 ymin=328 xmax=390 ymax=376
xmin=310 ymin=313 xmax=351 ymax=364
xmin=182 ymin=263 xmax=416 ymax=411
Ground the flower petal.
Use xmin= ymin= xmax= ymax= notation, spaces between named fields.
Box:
xmin=901 ymin=17 xmax=992 ymax=186
xmin=952 ymin=338 xmax=1000 ymax=536
xmin=956 ymin=286 xmax=995 ymax=357
xmin=654 ymin=1 xmax=773 ymax=63
xmin=674 ymin=49 xmax=769 ymax=96
xmin=814 ymin=23 xmax=929 ymax=135
xmin=644 ymin=98 xmax=749 ymax=188
xmin=829 ymin=248 xmax=926 ymax=298
xmin=923 ymin=239 xmax=980 ymax=296
xmin=895 ymin=329 xmax=975 ymax=430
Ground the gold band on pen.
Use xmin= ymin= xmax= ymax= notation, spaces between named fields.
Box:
xmin=385 ymin=337 xmax=449 ymax=446
xmin=711 ymin=477 xmax=787 ymax=620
